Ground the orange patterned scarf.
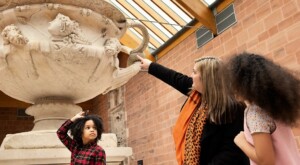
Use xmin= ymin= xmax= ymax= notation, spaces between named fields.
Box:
xmin=173 ymin=90 xmax=207 ymax=165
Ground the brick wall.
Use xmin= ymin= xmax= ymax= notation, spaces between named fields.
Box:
xmin=0 ymin=108 xmax=34 ymax=144
xmin=124 ymin=0 xmax=300 ymax=164
xmin=92 ymin=94 xmax=110 ymax=133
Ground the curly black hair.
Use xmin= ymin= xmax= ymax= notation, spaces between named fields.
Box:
xmin=70 ymin=115 xmax=104 ymax=145
xmin=228 ymin=52 xmax=300 ymax=126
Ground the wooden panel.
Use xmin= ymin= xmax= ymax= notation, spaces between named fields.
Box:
xmin=175 ymin=0 xmax=217 ymax=34
xmin=170 ymin=0 xmax=194 ymax=18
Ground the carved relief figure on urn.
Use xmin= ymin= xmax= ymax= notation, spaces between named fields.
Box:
xmin=48 ymin=13 xmax=90 ymax=45
xmin=1 ymin=24 xmax=28 ymax=46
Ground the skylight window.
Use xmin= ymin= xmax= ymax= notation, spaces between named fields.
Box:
xmin=203 ymin=0 xmax=218 ymax=6
xmin=147 ymin=1 xmax=181 ymax=31
xmin=130 ymin=2 xmax=173 ymax=38
xmin=108 ymin=0 xmax=193 ymax=49
xmin=161 ymin=1 xmax=192 ymax=23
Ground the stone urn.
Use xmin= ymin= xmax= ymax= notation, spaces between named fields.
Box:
xmin=0 ymin=0 xmax=149 ymax=164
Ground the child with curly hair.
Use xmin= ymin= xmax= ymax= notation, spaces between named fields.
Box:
xmin=57 ymin=111 xmax=106 ymax=165
xmin=227 ymin=52 xmax=300 ymax=165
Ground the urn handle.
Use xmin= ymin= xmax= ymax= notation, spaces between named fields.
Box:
xmin=126 ymin=21 xmax=149 ymax=54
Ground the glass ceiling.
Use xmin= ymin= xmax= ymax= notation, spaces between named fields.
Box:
xmin=107 ymin=0 xmax=217 ymax=51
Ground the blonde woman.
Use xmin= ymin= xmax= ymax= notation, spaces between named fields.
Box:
xmin=137 ymin=55 xmax=249 ymax=165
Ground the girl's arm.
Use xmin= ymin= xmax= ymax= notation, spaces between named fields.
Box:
xmin=234 ymin=131 xmax=275 ymax=165
xmin=56 ymin=111 xmax=86 ymax=152
xmin=56 ymin=119 xmax=77 ymax=152
xmin=252 ymin=133 xmax=275 ymax=165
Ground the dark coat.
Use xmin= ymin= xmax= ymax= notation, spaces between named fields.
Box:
xmin=149 ymin=62 xmax=249 ymax=165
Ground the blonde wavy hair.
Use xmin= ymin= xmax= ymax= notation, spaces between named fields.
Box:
xmin=194 ymin=56 xmax=239 ymax=124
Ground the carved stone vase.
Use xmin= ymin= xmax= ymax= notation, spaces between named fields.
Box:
xmin=0 ymin=0 xmax=149 ymax=164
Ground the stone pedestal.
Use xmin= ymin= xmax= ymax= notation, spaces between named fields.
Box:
xmin=0 ymin=134 xmax=132 ymax=165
